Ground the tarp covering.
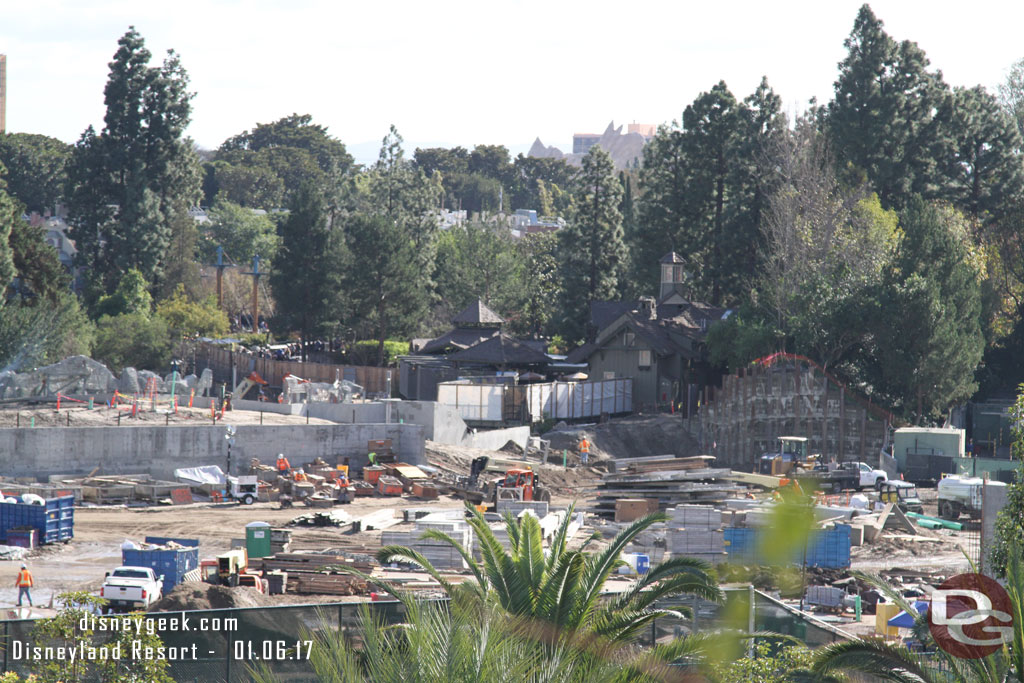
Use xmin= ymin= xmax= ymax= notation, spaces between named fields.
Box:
xmin=174 ymin=466 xmax=226 ymax=486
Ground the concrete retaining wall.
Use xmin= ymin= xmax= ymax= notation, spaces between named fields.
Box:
xmin=0 ymin=423 xmax=424 ymax=481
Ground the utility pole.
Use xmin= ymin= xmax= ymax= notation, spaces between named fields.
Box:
xmin=243 ymin=254 xmax=264 ymax=332
xmin=209 ymin=246 xmax=235 ymax=310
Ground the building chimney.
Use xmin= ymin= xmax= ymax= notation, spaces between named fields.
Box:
xmin=638 ymin=296 xmax=656 ymax=321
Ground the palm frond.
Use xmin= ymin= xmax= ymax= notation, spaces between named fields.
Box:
xmin=812 ymin=638 xmax=942 ymax=683
xmin=418 ymin=528 xmax=488 ymax=596
xmin=535 ymin=550 xmax=585 ymax=628
xmin=546 ymin=500 xmax=577 ymax=572
xmin=373 ymin=545 xmax=455 ymax=596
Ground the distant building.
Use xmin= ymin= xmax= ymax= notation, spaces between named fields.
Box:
xmin=627 ymin=122 xmax=656 ymax=139
xmin=0 ymin=54 xmax=6 ymax=133
xmin=530 ymin=120 xmax=652 ymax=170
xmin=572 ymin=133 xmax=601 ymax=155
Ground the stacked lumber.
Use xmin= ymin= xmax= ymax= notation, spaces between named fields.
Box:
xmin=593 ymin=455 xmax=745 ymax=517
xmin=289 ymin=572 xmax=369 ymax=595
xmin=260 ymin=552 xmax=372 ymax=574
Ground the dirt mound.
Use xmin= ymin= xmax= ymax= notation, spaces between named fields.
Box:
xmin=543 ymin=414 xmax=701 ymax=462
xmin=150 ymin=583 xmax=273 ymax=612
xmin=499 ymin=440 xmax=524 ymax=455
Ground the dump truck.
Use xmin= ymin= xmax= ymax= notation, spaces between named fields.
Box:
xmin=937 ymin=475 xmax=1007 ymax=521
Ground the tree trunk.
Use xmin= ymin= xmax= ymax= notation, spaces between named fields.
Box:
xmin=377 ymin=298 xmax=387 ymax=368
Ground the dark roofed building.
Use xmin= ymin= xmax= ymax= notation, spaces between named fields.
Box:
xmin=451 ymin=299 xmax=505 ymax=327
xmin=569 ymin=253 xmax=727 ymax=413
xmin=448 ymin=333 xmax=551 ymax=367
xmin=418 ymin=299 xmax=504 ymax=355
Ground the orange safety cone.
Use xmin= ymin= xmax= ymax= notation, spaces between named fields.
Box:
xmin=211 ymin=399 xmax=216 ymax=419
xmin=56 ymin=394 xmax=61 ymax=410
xmin=189 ymin=389 xmax=195 ymax=409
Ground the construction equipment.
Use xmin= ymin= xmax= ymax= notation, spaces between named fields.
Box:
xmin=879 ymin=481 xmax=924 ymax=515
xmin=237 ymin=572 xmax=269 ymax=594
xmin=451 ymin=456 xmax=498 ymax=503
xmin=227 ymin=475 xmax=259 ymax=505
xmin=232 ymin=371 xmax=268 ymax=401
xmin=215 ymin=548 xmax=248 ymax=586
xmin=758 ymin=436 xmax=818 ymax=476
xmin=494 ymin=469 xmax=551 ymax=504
xmin=937 ymin=475 xmax=1006 ymax=521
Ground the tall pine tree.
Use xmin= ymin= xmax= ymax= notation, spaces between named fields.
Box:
xmin=557 ymin=146 xmax=625 ymax=341
xmin=268 ymin=183 xmax=345 ymax=360
xmin=827 ymin=5 xmax=951 ymax=210
xmin=67 ymin=27 xmax=201 ymax=305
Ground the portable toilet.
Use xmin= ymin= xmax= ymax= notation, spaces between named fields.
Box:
xmin=245 ymin=521 xmax=272 ymax=559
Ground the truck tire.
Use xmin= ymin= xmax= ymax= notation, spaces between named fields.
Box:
xmin=242 ymin=494 xmax=255 ymax=505
xmin=940 ymin=501 xmax=959 ymax=521
xmin=831 ymin=481 xmax=842 ymax=494
xmin=536 ymin=488 xmax=551 ymax=503
xmin=875 ymin=478 xmax=886 ymax=491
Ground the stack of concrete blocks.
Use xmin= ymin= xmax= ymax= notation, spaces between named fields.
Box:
xmin=496 ymin=500 xmax=549 ymax=517
xmin=668 ymin=505 xmax=727 ymax=566
xmin=380 ymin=510 xmax=473 ymax=570
xmin=594 ymin=518 xmax=668 ymax=565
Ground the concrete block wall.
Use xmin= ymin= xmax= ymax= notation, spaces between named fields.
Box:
xmin=0 ymin=423 xmax=424 ymax=481
xmin=231 ymin=399 xmax=530 ymax=451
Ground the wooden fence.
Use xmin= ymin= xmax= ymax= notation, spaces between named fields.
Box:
xmin=188 ymin=343 xmax=391 ymax=395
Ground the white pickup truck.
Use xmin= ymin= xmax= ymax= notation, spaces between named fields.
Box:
xmin=837 ymin=461 xmax=888 ymax=490
xmin=100 ymin=566 xmax=163 ymax=613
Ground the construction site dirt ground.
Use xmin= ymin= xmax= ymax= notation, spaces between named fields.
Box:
xmin=0 ymin=409 xmax=981 ymax=622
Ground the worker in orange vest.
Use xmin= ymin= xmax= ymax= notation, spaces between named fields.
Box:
xmin=578 ymin=437 xmax=590 ymax=466
xmin=276 ymin=454 xmax=291 ymax=476
xmin=15 ymin=563 xmax=33 ymax=607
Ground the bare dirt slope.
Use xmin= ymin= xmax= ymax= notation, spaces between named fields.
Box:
xmin=542 ymin=414 xmax=703 ymax=463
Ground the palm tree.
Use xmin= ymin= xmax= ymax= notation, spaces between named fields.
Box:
xmin=251 ymin=501 xmax=722 ymax=683
xmin=811 ymin=548 xmax=1024 ymax=682
xmin=376 ymin=501 xmax=722 ymax=664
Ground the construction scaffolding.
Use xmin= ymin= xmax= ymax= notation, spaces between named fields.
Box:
xmin=700 ymin=353 xmax=891 ymax=470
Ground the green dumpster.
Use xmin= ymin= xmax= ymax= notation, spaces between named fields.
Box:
xmin=245 ymin=521 xmax=272 ymax=559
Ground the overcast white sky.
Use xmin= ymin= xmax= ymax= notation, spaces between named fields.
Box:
xmin=3 ymin=1 xmax=1023 ymax=164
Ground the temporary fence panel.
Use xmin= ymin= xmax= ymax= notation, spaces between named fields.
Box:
xmin=436 ymin=382 xmax=504 ymax=422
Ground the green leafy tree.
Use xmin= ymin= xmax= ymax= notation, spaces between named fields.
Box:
xmin=343 ymin=213 xmax=428 ymax=366
xmin=26 ymin=591 xmax=173 ymax=683
xmin=434 ymin=222 xmax=521 ymax=315
xmin=202 ymin=159 xmax=285 ymax=209
xmin=999 ymin=57 xmax=1024 ymax=140
xmin=867 ymin=198 xmax=984 ymax=422
xmin=0 ymin=292 xmax=95 ymax=371
xmin=9 ymin=220 xmax=69 ymax=306
xmin=510 ymin=154 xmax=576 ymax=214
xmin=0 ymin=166 xmax=17 ymax=308
xmin=0 ymin=133 xmax=71 ymax=213
xmin=200 ymin=199 xmax=281 ymax=266
xmin=155 ymin=284 xmax=230 ymax=338
xmin=827 ymin=4 xmax=952 ymax=210
xmin=516 ymin=232 xmax=561 ymax=337
xmin=758 ymin=117 xmax=899 ymax=371
xmin=66 ymin=27 xmax=202 ymax=301
xmin=557 ymin=146 xmax=625 ymax=340
xmin=268 ymin=183 xmax=345 ymax=360
xmin=92 ymin=312 xmax=173 ymax=371
xmin=94 ymin=268 xmax=153 ymax=318
xmin=989 ymin=389 xmax=1024 ymax=577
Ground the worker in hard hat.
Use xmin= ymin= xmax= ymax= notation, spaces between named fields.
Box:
xmin=15 ymin=563 xmax=33 ymax=607
xmin=276 ymin=454 xmax=291 ymax=476
xmin=578 ymin=437 xmax=590 ymax=467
